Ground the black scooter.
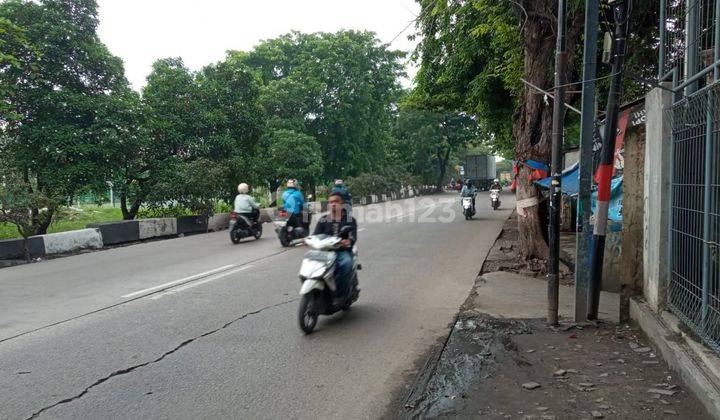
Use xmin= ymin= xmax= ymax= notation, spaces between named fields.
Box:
xmin=229 ymin=212 xmax=263 ymax=244
xmin=275 ymin=210 xmax=312 ymax=247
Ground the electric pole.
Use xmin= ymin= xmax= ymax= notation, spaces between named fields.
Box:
xmin=588 ymin=0 xmax=630 ymax=320
xmin=574 ymin=0 xmax=600 ymax=322
xmin=548 ymin=0 xmax=568 ymax=326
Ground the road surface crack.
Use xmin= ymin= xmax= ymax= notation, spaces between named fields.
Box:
xmin=25 ymin=298 xmax=298 ymax=420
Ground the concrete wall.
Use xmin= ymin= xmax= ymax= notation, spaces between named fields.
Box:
xmin=259 ymin=208 xmax=274 ymax=223
xmin=621 ymin=117 xmax=647 ymax=318
xmin=564 ymin=149 xmax=580 ymax=170
xmin=43 ymin=229 xmax=103 ymax=254
xmin=643 ymin=86 xmax=673 ymax=311
xmin=177 ymin=216 xmax=208 ymax=235
xmin=0 ymin=237 xmax=46 ymax=260
xmin=207 ymin=213 xmax=230 ymax=232
xmin=89 ymin=221 xmax=140 ymax=245
xmin=139 ymin=218 xmax=177 ymax=239
xmin=603 ymin=226 xmax=623 ymax=293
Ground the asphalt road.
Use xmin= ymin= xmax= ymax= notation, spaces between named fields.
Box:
xmin=0 ymin=192 xmax=514 ymax=420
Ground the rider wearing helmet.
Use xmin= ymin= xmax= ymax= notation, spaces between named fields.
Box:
xmin=234 ymin=183 xmax=260 ymax=222
xmin=282 ymin=179 xmax=307 ymax=231
xmin=460 ymin=179 xmax=477 ymax=210
xmin=490 ymin=178 xmax=502 ymax=191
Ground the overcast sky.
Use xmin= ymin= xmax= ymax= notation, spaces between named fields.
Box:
xmin=96 ymin=0 xmax=420 ymax=91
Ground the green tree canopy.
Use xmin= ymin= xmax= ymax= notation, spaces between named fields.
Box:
xmin=393 ymin=105 xmax=480 ymax=189
xmin=259 ymin=129 xmax=324 ymax=189
xmin=0 ymin=0 xmax=133 ymax=233
xmin=241 ymin=30 xmax=405 ymax=179
xmin=138 ymin=56 xmax=265 ymax=216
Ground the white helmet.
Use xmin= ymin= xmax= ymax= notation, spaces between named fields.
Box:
xmin=286 ymin=179 xmax=297 ymax=188
xmin=237 ymin=183 xmax=249 ymax=194
xmin=494 ymin=178 xmax=500 ymax=183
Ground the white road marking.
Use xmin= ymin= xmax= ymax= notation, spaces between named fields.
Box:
xmin=121 ymin=264 xmax=236 ymax=298
xmin=387 ymin=203 xmax=437 ymax=220
xmin=150 ymin=265 xmax=253 ymax=300
xmin=358 ymin=228 xmax=366 ymax=232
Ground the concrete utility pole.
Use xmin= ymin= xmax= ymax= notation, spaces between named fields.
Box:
xmin=548 ymin=0 xmax=568 ymax=326
xmin=574 ymin=0 xmax=600 ymax=322
xmin=588 ymin=0 xmax=630 ymax=320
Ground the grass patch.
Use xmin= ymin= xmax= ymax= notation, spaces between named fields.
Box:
xmin=0 ymin=206 xmax=123 ymax=240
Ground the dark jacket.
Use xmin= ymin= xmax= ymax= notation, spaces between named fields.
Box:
xmin=313 ymin=214 xmax=358 ymax=247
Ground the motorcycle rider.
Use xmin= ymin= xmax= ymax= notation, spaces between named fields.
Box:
xmin=234 ymin=183 xmax=260 ymax=224
xmin=460 ymin=178 xmax=477 ymax=211
xmin=313 ymin=191 xmax=357 ymax=303
xmin=490 ymin=178 xmax=502 ymax=191
xmin=282 ymin=179 xmax=306 ymax=231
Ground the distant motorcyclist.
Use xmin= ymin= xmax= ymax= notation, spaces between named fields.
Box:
xmin=234 ymin=183 xmax=260 ymax=222
xmin=490 ymin=178 xmax=502 ymax=191
xmin=282 ymin=179 xmax=306 ymax=231
xmin=460 ymin=179 xmax=477 ymax=211
xmin=313 ymin=191 xmax=357 ymax=303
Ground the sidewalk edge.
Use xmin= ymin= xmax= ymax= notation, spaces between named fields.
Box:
xmin=631 ymin=298 xmax=720 ymax=419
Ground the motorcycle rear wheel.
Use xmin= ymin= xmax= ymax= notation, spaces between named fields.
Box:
xmin=278 ymin=230 xmax=290 ymax=247
xmin=298 ymin=293 xmax=319 ymax=334
xmin=254 ymin=226 xmax=263 ymax=240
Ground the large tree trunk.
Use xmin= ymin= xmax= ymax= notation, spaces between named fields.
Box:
xmin=513 ymin=1 xmax=584 ymax=259
xmin=120 ymin=191 xmax=142 ymax=220
xmin=33 ymin=207 xmax=53 ymax=235
xmin=435 ymin=147 xmax=451 ymax=192
xmin=21 ymin=235 xmax=30 ymax=262
xmin=27 ymin=171 xmax=54 ymax=236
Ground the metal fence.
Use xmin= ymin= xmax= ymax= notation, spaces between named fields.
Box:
xmin=661 ymin=0 xmax=720 ymax=354
xmin=667 ymin=83 xmax=720 ymax=354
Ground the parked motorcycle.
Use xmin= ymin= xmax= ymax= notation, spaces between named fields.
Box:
xmin=462 ymin=194 xmax=476 ymax=220
xmin=490 ymin=189 xmax=501 ymax=210
xmin=296 ymin=228 xmax=361 ymax=334
xmin=229 ymin=212 xmax=263 ymax=244
xmin=275 ymin=210 xmax=311 ymax=247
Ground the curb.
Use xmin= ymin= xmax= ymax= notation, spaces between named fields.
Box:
xmin=631 ymin=299 xmax=720 ymax=419
xmin=43 ymin=229 xmax=103 ymax=254
xmin=88 ymin=220 xmax=139 ymax=245
xmin=0 ymin=236 xmax=46 ymax=260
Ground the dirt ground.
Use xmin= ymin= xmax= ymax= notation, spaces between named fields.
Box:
xmin=388 ymin=214 xmax=712 ymax=419
xmin=481 ymin=213 xmax=574 ymax=285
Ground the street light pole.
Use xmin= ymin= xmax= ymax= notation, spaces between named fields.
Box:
xmin=548 ymin=0 xmax=568 ymax=326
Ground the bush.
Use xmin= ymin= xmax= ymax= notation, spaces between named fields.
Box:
xmin=251 ymin=186 xmax=271 ymax=208
xmin=137 ymin=204 xmax=194 ymax=219
xmin=345 ymin=167 xmax=423 ymax=197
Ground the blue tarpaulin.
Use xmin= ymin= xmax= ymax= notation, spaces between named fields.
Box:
xmin=524 ymin=159 xmax=550 ymax=172
xmin=592 ymin=176 xmax=623 ymax=223
xmin=534 ymin=162 xmax=579 ymax=196
xmin=535 ymin=166 xmax=623 ymax=224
